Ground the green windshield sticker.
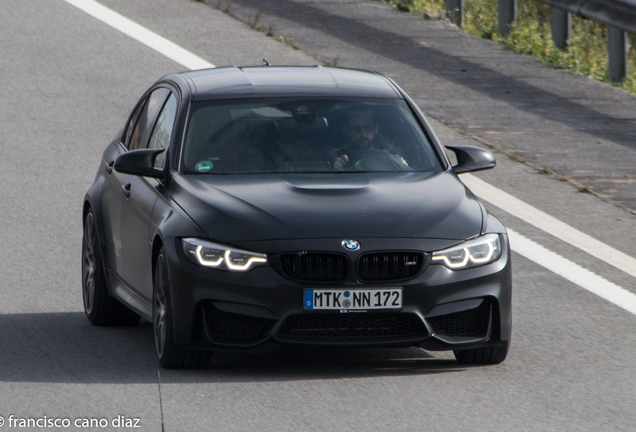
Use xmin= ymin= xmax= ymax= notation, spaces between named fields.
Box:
xmin=195 ymin=161 xmax=213 ymax=172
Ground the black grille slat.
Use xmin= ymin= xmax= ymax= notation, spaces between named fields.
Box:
xmin=358 ymin=252 xmax=424 ymax=282
xmin=279 ymin=253 xmax=348 ymax=282
xmin=278 ymin=313 xmax=427 ymax=340
xmin=430 ymin=300 xmax=491 ymax=337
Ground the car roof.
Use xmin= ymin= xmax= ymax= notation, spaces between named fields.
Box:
xmin=177 ymin=66 xmax=402 ymax=101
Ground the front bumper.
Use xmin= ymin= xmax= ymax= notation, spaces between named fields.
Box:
xmin=163 ymin=235 xmax=512 ymax=352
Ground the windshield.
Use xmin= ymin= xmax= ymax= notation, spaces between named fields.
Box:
xmin=181 ymin=97 xmax=443 ymax=174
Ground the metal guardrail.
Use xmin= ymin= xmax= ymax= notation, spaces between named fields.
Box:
xmin=444 ymin=0 xmax=634 ymax=81
xmin=543 ymin=0 xmax=636 ymax=34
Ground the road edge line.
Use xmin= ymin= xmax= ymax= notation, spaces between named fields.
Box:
xmin=63 ymin=0 xmax=215 ymax=70
xmin=509 ymin=229 xmax=636 ymax=316
xmin=463 ymin=174 xmax=636 ymax=279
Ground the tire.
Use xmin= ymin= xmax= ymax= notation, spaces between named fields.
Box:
xmin=153 ymin=250 xmax=212 ymax=369
xmin=82 ymin=210 xmax=141 ymax=326
xmin=454 ymin=340 xmax=509 ymax=365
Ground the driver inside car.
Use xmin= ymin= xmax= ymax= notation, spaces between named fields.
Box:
xmin=332 ymin=108 xmax=407 ymax=170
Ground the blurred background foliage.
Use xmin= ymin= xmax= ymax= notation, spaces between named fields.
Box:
xmin=379 ymin=0 xmax=636 ymax=93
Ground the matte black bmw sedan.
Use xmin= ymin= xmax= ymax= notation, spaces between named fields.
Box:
xmin=82 ymin=66 xmax=511 ymax=368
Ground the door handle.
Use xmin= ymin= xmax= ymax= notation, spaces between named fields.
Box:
xmin=122 ymin=183 xmax=131 ymax=198
xmin=105 ymin=160 xmax=114 ymax=174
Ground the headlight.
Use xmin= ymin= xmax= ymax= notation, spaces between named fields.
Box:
xmin=181 ymin=238 xmax=268 ymax=272
xmin=431 ymin=233 xmax=501 ymax=270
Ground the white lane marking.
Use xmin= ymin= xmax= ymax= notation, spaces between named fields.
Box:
xmin=463 ymin=174 xmax=636 ymax=280
xmin=509 ymin=229 xmax=636 ymax=316
xmin=63 ymin=0 xmax=215 ymax=70
xmin=66 ymin=0 xmax=636 ymax=315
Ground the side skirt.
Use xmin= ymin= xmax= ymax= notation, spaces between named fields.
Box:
xmin=104 ymin=269 xmax=153 ymax=321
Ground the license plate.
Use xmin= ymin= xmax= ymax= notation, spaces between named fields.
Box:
xmin=303 ymin=288 xmax=402 ymax=310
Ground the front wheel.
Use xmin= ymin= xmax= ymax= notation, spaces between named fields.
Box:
xmin=454 ymin=341 xmax=509 ymax=365
xmin=82 ymin=210 xmax=140 ymax=326
xmin=153 ymin=250 xmax=212 ymax=369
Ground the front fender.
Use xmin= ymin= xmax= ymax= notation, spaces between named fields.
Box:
xmin=84 ymin=167 xmax=111 ymax=272
xmin=150 ymin=190 xmax=207 ymax=345
xmin=84 ymin=138 xmax=124 ymax=280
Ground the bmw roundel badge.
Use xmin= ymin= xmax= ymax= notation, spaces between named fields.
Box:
xmin=342 ymin=240 xmax=360 ymax=251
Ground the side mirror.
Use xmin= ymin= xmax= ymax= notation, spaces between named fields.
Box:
xmin=446 ymin=145 xmax=496 ymax=174
xmin=114 ymin=149 xmax=165 ymax=179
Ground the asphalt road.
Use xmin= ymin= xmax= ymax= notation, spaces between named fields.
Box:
xmin=0 ymin=0 xmax=635 ymax=431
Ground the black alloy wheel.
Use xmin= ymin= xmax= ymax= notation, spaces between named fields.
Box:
xmin=82 ymin=210 xmax=140 ymax=326
xmin=82 ymin=212 xmax=98 ymax=317
xmin=153 ymin=250 xmax=212 ymax=369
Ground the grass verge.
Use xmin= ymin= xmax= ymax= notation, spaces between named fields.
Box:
xmin=378 ymin=0 xmax=636 ymax=93
xmin=215 ymin=1 xmax=303 ymax=51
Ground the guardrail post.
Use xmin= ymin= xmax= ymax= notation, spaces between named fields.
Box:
xmin=608 ymin=27 xmax=627 ymax=82
xmin=498 ymin=0 xmax=516 ymax=35
xmin=445 ymin=0 xmax=463 ymax=27
xmin=551 ymin=8 xmax=569 ymax=49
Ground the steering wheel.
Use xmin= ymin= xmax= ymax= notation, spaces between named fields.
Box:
xmin=351 ymin=148 xmax=411 ymax=171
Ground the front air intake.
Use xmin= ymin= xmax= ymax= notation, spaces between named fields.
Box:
xmin=277 ymin=312 xmax=427 ymax=341
xmin=429 ymin=300 xmax=491 ymax=337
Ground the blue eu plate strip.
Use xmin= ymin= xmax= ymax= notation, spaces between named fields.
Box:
xmin=304 ymin=290 xmax=314 ymax=310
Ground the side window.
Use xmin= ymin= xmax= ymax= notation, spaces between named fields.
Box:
xmin=148 ymin=93 xmax=177 ymax=170
xmin=127 ymin=88 xmax=170 ymax=151
xmin=123 ymin=100 xmax=145 ymax=149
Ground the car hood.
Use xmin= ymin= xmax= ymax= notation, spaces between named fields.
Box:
xmin=171 ymin=172 xmax=483 ymax=243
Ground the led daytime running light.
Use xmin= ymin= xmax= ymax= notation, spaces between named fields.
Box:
xmin=195 ymin=245 xmax=223 ymax=267
xmin=183 ymin=238 xmax=268 ymax=272
xmin=432 ymin=248 xmax=468 ymax=269
xmin=224 ymin=250 xmax=268 ymax=271
xmin=469 ymin=243 xmax=495 ymax=264
xmin=431 ymin=234 xmax=500 ymax=270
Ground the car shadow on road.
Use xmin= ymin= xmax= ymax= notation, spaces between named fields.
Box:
xmin=0 ymin=312 xmax=469 ymax=384
xmin=184 ymin=348 xmax=464 ymax=384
